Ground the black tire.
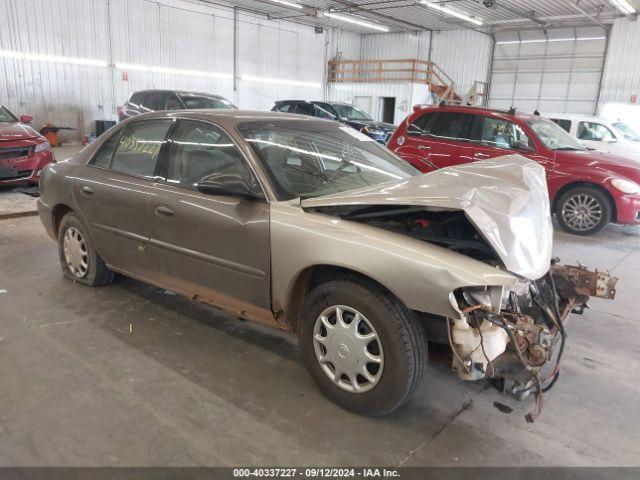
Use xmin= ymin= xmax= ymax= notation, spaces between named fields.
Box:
xmin=298 ymin=278 xmax=427 ymax=416
xmin=58 ymin=212 xmax=114 ymax=286
xmin=555 ymin=186 xmax=611 ymax=236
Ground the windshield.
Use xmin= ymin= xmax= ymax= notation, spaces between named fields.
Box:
xmin=238 ymin=121 xmax=417 ymax=200
xmin=178 ymin=95 xmax=237 ymax=110
xmin=0 ymin=105 xmax=18 ymax=123
xmin=331 ymin=104 xmax=373 ymax=121
xmin=527 ymin=118 xmax=585 ymax=150
xmin=613 ymin=122 xmax=640 ymax=141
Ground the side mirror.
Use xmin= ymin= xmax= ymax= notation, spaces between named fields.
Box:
xmin=197 ymin=179 xmax=263 ymax=201
xmin=20 ymin=114 xmax=33 ymax=124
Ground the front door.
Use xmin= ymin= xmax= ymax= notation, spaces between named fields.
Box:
xmin=148 ymin=119 xmax=271 ymax=321
xmin=472 ymin=115 xmax=551 ymax=170
xmin=73 ymin=119 xmax=173 ymax=278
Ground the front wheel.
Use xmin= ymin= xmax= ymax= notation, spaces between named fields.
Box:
xmin=555 ymin=186 xmax=611 ymax=236
xmin=298 ymin=278 xmax=427 ymax=416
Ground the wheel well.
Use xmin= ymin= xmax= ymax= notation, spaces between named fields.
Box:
xmin=284 ymin=265 xmax=398 ymax=333
xmin=552 ymin=182 xmax=617 ymax=222
xmin=52 ymin=204 xmax=74 ymax=237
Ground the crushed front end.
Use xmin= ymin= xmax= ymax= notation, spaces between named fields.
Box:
xmin=449 ymin=262 xmax=617 ymax=422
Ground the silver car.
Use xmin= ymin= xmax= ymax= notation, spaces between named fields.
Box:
xmin=37 ymin=110 xmax=616 ymax=418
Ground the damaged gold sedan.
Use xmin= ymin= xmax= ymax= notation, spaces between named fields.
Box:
xmin=37 ymin=111 xmax=617 ymax=419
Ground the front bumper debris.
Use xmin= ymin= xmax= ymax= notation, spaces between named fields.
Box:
xmin=450 ymin=262 xmax=618 ymax=422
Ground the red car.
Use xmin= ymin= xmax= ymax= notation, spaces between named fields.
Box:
xmin=388 ymin=105 xmax=640 ymax=235
xmin=0 ymin=104 xmax=54 ymax=187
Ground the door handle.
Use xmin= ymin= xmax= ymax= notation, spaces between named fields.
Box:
xmin=155 ymin=205 xmax=175 ymax=217
xmin=474 ymin=152 xmax=490 ymax=159
xmin=80 ymin=186 xmax=94 ymax=195
xmin=418 ymin=145 xmax=431 ymax=150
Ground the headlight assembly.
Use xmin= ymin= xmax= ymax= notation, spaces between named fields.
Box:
xmin=611 ymin=178 xmax=640 ymax=194
xmin=34 ymin=140 xmax=51 ymax=153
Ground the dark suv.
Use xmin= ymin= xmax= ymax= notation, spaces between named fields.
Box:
xmin=271 ymin=100 xmax=395 ymax=144
xmin=119 ymin=90 xmax=237 ymax=121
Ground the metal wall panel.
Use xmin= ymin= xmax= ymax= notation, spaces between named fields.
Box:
xmin=430 ymin=29 xmax=493 ymax=96
xmin=599 ymin=17 xmax=640 ymax=106
xmin=489 ymin=27 xmax=607 ymax=115
xmin=0 ymin=0 xmax=326 ymax=140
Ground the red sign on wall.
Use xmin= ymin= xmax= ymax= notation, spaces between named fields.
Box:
xmin=631 ymin=94 xmax=637 ymax=104
xmin=121 ymin=71 xmax=129 ymax=82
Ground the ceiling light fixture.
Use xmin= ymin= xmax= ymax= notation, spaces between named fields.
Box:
xmin=611 ymin=0 xmax=636 ymax=15
xmin=324 ymin=12 xmax=390 ymax=32
xmin=267 ymin=0 xmax=303 ymax=9
xmin=241 ymin=75 xmax=321 ymax=88
xmin=114 ymin=63 xmax=233 ymax=79
xmin=421 ymin=1 xmax=483 ymax=26
xmin=495 ymin=36 xmax=606 ymax=45
xmin=0 ymin=49 xmax=108 ymax=67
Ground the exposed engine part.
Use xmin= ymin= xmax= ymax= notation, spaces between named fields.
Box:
xmin=450 ymin=263 xmax=618 ymax=422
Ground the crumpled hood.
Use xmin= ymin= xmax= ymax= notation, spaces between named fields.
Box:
xmin=0 ymin=122 xmax=41 ymax=142
xmin=301 ymin=155 xmax=553 ymax=280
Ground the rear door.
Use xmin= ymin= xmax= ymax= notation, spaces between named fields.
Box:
xmin=397 ymin=111 xmax=477 ymax=171
xmin=73 ymin=119 xmax=173 ymax=278
xmin=148 ymin=119 xmax=271 ymax=316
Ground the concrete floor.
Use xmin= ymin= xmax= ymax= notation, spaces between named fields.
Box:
xmin=0 ymin=216 xmax=639 ymax=467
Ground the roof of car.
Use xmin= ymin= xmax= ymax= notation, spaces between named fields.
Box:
xmin=542 ymin=113 xmax=606 ymax=122
xmin=274 ymin=100 xmax=352 ymax=106
xmin=414 ymin=104 xmax=541 ymax=119
xmin=127 ymin=109 xmax=324 ymax=124
xmin=132 ymin=89 xmax=227 ymax=98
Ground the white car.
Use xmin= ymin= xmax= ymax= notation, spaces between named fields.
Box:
xmin=546 ymin=114 xmax=640 ymax=161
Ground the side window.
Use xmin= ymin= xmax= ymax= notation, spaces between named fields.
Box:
xmin=276 ymin=103 xmax=291 ymax=113
xmin=110 ymin=120 xmax=172 ymax=177
xmin=165 ymin=93 xmax=182 ymax=110
xmin=551 ymin=118 xmax=572 ymax=133
xmin=577 ymin=121 xmax=616 ymax=141
xmin=166 ymin=120 xmax=257 ymax=190
xmin=407 ymin=112 xmax=434 ymax=135
xmin=128 ymin=92 xmax=144 ymax=107
xmin=428 ymin=112 xmax=475 ymax=141
xmin=142 ymin=92 xmax=167 ymax=111
xmin=480 ymin=117 xmax=533 ymax=150
xmin=90 ymin=131 xmax=120 ymax=168
xmin=292 ymin=103 xmax=312 ymax=116
xmin=314 ymin=104 xmax=336 ymax=119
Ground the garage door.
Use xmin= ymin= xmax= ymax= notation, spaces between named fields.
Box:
xmin=488 ymin=27 xmax=607 ymax=115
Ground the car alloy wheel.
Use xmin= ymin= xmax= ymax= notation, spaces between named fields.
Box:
xmin=561 ymin=193 xmax=603 ymax=232
xmin=63 ymin=226 xmax=89 ymax=278
xmin=313 ymin=305 xmax=384 ymax=393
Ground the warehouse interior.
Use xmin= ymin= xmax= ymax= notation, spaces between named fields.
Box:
xmin=1 ymin=0 xmax=640 ymax=473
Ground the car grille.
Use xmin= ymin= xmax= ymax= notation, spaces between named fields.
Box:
xmin=0 ymin=146 xmax=31 ymax=161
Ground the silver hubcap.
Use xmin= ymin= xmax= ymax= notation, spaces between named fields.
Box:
xmin=313 ymin=305 xmax=384 ymax=393
xmin=63 ymin=227 xmax=89 ymax=278
xmin=561 ymin=194 xmax=603 ymax=231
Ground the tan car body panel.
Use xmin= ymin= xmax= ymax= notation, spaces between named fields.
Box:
xmin=270 ymin=201 xmax=518 ymax=323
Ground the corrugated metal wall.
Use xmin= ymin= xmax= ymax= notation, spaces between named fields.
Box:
xmin=599 ymin=17 xmax=640 ymax=106
xmin=488 ymin=27 xmax=607 ymax=115
xmin=0 ymin=0 xmax=327 ymax=141
xmin=431 ymin=29 xmax=493 ymax=96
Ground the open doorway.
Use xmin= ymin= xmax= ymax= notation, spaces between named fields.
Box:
xmin=378 ymin=97 xmax=396 ymax=124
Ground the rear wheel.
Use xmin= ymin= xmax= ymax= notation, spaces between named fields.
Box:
xmin=298 ymin=278 xmax=427 ymax=416
xmin=555 ymin=186 xmax=611 ymax=236
xmin=58 ymin=212 xmax=114 ymax=286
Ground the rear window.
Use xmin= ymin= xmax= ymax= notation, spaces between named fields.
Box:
xmin=407 ymin=112 xmax=434 ymax=135
xmin=428 ymin=112 xmax=475 ymax=141
xmin=128 ymin=92 xmax=145 ymax=106
xmin=179 ymin=95 xmax=236 ymax=110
